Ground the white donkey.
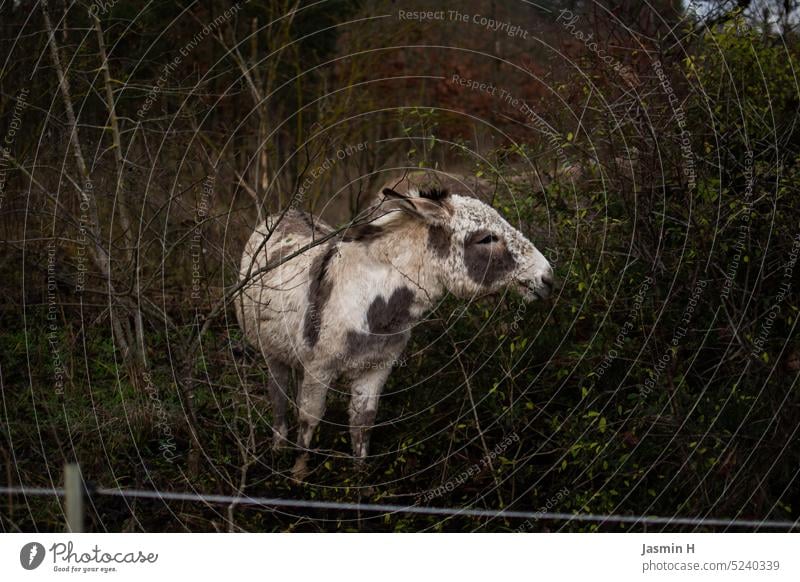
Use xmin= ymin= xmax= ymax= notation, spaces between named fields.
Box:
xmin=236 ymin=176 xmax=553 ymax=479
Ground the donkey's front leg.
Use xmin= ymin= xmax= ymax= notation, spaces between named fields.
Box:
xmin=292 ymin=366 xmax=333 ymax=480
xmin=348 ymin=366 xmax=392 ymax=459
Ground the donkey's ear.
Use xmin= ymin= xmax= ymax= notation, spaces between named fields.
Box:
xmin=381 ymin=188 xmax=451 ymax=225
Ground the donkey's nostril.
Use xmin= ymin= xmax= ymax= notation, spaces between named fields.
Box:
xmin=539 ymin=271 xmax=554 ymax=298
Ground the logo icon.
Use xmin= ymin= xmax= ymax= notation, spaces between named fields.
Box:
xmin=20 ymin=542 xmax=46 ymax=570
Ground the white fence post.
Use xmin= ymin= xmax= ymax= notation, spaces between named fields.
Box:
xmin=64 ymin=463 xmax=84 ymax=533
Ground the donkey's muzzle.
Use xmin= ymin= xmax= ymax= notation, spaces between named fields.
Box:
xmin=519 ymin=264 xmax=554 ymax=301
xmin=538 ymin=270 xmax=554 ymax=299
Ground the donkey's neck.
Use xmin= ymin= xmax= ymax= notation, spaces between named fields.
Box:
xmin=356 ymin=221 xmax=445 ymax=312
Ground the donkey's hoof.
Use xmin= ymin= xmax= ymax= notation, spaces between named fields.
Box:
xmin=291 ymin=453 xmax=311 ymax=482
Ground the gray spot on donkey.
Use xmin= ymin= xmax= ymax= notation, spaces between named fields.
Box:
xmin=236 ymin=182 xmax=554 ymax=480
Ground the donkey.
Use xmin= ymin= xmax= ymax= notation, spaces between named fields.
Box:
xmin=235 ymin=177 xmax=553 ymax=479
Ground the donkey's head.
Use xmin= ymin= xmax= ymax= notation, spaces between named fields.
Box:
xmin=380 ymin=187 xmax=554 ymax=302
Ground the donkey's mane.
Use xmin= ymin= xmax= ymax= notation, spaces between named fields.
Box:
xmin=343 ymin=186 xmax=451 ymax=244
xmin=417 ymin=187 xmax=450 ymax=201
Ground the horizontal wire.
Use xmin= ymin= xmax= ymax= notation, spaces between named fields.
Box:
xmin=1 ymin=485 xmax=797 ymax=530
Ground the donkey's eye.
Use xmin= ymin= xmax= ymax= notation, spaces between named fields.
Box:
xmin=477 ymin=234 xmax=499 ymax=245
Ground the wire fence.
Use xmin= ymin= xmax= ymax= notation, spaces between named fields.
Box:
xmin=2 ymin=464 xmax=798 ymax=532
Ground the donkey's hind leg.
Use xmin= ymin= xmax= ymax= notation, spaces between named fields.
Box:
xmin=265 ymin=359 xmax=291 ymax=450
